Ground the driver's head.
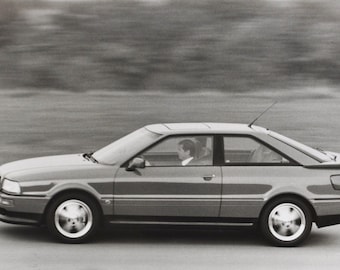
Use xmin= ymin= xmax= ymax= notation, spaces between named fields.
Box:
xmin=177 ymin=139 xmax=196 ymax=161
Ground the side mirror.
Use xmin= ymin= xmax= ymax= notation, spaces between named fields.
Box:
xmin=126 ymin=157 xmax=145 ymax=171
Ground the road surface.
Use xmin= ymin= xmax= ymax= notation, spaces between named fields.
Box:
xmin=0 ymin=223 xmax=339 ymax=270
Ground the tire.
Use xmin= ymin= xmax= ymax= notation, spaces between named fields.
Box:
xmin=260 ymin=197 xmax=312 ymax=247
xmin=45 ymin=193 xmax=100 ymax=243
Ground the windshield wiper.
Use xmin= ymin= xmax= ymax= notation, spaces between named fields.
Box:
xmin=83 ymin=152 xmax=98 ymax=163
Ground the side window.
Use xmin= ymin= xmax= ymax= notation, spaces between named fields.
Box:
xmin=141 ymin=136 xmax=213 ymax=167
xmin=223 ymin=136 xmax=289 ymax=164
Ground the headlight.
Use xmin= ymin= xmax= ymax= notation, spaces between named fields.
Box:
xmin=2 ymin=179 xmax=21 ymax=195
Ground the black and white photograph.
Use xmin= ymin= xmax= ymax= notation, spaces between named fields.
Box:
xmin=1 ymin=0 xmax=340 ymax=269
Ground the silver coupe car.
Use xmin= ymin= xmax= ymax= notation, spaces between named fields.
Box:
xmin=1 ymin=123 xmax=340 ymax=246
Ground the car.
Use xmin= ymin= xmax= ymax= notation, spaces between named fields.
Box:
xmin=1 ymin=123 xmax=340 ymax=246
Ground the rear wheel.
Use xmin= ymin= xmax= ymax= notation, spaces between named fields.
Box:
xmin=46 ymin=193 xmax=100 ymax=243
xmin=260 ymin=197 xmax=312 ymax=247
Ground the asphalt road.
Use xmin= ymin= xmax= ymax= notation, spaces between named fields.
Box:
xmin=0 ymin=223 xmax=339 ymax=270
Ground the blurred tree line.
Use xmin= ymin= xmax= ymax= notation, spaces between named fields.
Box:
xmin=0 ymin=0 xmax=339 ymax=92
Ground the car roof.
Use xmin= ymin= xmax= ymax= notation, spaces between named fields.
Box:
xmin=145 ymin=123 xmax=269 ymax=135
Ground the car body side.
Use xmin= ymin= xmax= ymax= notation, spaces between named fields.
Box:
xmin=1 ymin=123 xmax=340 ymax=229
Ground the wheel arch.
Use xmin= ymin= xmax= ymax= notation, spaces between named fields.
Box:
xmin=260 ymin=193 xmax=317 ymax=223
xmin=42 ymin=188 xmax=104 ymax=225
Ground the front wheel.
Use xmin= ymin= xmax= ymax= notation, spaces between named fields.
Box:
xmin=260 ymin=197 xmax=312 ymax=247
xmin=46 ymin=194 xmax=100 ymax=243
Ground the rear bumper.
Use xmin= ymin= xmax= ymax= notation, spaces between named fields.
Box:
xmin=312 ymin=199 xmax=340 ymax=227
xmin=316 ymin=215 xmax=340 ymax=228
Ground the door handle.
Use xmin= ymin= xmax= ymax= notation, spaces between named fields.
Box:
xmin=203 ymin=174 xmax=216 ymax=181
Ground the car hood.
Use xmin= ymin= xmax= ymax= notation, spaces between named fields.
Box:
xmin=0 ymin=154 xmax=96 ymax=181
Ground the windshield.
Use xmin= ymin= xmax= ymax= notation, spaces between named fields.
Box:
xmin=93 ymin=128 xmax=161 ymax=165
xmin=269 ymin=131 xmax=332 ymax=163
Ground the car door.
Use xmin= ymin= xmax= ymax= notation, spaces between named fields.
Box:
xmin=219 ymin=135 xmax=302 ymax=220
xmin=113 ymin=135 xmax=222 ymax=218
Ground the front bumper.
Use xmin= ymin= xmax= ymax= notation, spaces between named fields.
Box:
xmin=0 ymin=208 xmax=42 ymax=225
xmin=0 ymin=192 xmax=49 ymax=225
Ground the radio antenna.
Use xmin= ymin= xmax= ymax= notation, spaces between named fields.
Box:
xmin=248 ymin=101 xmax=277 ymax=127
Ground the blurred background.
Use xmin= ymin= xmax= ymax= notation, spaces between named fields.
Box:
xmin=1 ymin=0 xmax=340 ymax=164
